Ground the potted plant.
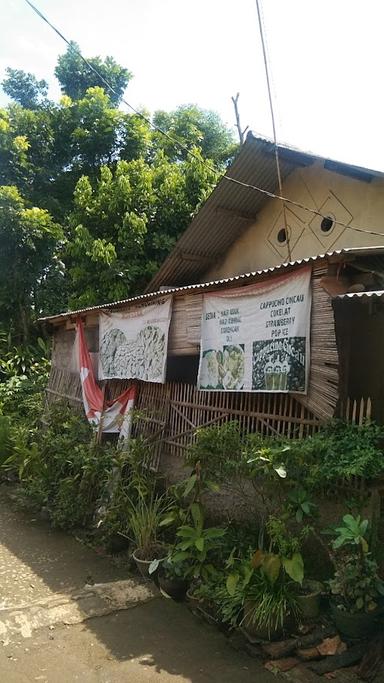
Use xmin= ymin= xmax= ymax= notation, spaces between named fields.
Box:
xmin=295 ymin=579 xmax=323 ymax=620
xmin=327 ymin=514 xmax=384 ymax=638
xmin=242 ymin=571 xmax=300 ymax=640
xmin=226 ymin=516 xmax=306 ymax=640
xmin=155 ymin=555 xmax=190 ymax=602
xmin=127 ymin=492 xmax=169 ymax=579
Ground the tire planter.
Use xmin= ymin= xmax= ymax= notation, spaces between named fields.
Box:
xmin=158 ymin=575 xmax=189 ymax=602
xmin=296 ymin=580 xmax=323 ymax=620
xmin=330 ymin=602 xmax=383 ymax=639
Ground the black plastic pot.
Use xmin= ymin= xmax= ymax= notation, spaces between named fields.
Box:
xmin=330 ymin=601 xmax=383 ymax=639
xmin=158 ymin=575 xmax=189 ymax=602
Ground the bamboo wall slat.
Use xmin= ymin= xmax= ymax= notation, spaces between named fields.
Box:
xmin=45 ymin=364 xmax=373 ymax=489
xmin=46 ymin=366 xmax=83 ymax=410
xmin=295 ymin=264 xmax=339 ymax=421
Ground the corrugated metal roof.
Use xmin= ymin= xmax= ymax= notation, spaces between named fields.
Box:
xmin=146 ymin=133 xmax=384 ymax=293
xmin=39 ymin=245 xmax=384 ymax=324
xmin=335 ymin=290 xmax=384 ymax=300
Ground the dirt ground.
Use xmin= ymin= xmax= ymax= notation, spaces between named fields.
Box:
xmin=0 ymin=486 xmax=275 ymax=682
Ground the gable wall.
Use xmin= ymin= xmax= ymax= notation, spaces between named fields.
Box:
xmin=205 ymin=162 xmax=384 ymax=280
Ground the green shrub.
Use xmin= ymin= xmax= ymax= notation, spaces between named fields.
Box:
xmin=0 ymin=415 xmax=12 ymax=466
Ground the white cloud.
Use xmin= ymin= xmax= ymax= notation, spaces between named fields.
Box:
xmin=0 ymin=0 xmax=383 ymax=169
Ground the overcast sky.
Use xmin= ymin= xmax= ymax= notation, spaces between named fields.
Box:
xmin=1 ymin=0 xmax=384 ymax=171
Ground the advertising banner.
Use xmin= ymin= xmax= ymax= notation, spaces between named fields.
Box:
xmin=98 ymin=296 xmax=172 ymax=382
xmin=198 ymin=267 xmax=312 ymax=393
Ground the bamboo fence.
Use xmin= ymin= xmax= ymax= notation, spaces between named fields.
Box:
xmin=43 ymin=261 xmax=369 ymax=471
xmin=45 ymin=365 xmax=373 ymax=480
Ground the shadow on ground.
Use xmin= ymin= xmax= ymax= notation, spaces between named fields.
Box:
xmin=0 ymin=485 xmax=275 ymax=682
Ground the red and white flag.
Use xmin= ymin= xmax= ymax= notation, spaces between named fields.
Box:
xmin=77 ymin=319 xmax=136 ymax=439
xmin=102 ymin=386 xmax=137 ymax=438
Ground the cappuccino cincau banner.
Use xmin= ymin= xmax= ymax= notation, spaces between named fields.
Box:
xmin=197 ymin=267 xmax=312 ymax=393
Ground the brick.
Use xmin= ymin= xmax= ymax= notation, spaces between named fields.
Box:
xmin=297 ymin=647 xmax=321 ymax=661
xmin=265 ymin=657 xmax=300 ymax=672
xmin=261 ymin=638 xmax=297 ymax=659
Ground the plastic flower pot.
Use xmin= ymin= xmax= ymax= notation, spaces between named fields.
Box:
xmin=296 ymin=580 xmax=323 ymax=620
xmin=132 ymin=548 xmax=167 ymax=581
xmin=158 ymin=574 xmax=189 ymax=602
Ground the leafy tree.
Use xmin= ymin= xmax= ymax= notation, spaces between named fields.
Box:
xmin=0 ymin=186 xmax=63 ymax=342
xmin=54 ymin=42 xmax=132 ymax=105
xmin=2 ymin=68 xmax=48 ymax=109
xmin=65 ymin=149 xmax=217 ymax=308
xmin=0 ymin=48 xmax=237 ymax=329
xmin=153 ymin=104 xmax=237 ymax=166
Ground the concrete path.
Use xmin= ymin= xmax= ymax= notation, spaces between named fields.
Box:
xmin=0 ymin=485 xmax=276 ymax=682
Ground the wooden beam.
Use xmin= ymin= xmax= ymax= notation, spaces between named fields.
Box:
xmin=215 ymin=206 xmax=258 ymax=221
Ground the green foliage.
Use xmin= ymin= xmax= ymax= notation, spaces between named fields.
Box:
xmin=153 ymin=105 xmax=237 ymax=166
xmin=287 ymin=487 xmax=317 ymax=523
xmin=66 ymin=149 xmax=217 ymax=307
xmin=126 ymin=491 xmax=170 ymax=560
xmin=329 ymin=553 xmax=384 ymax=613
xmin=54 ymin=42 xmax=132 ymax=105
xmin=0 ymin=51 xmax=236 ymax=326
xmin=0 ymin=185 xmax=63 ymax=342
xmin=3 ymin=401 xmax=99 ymax=523
xmin=0 ymin=332 xmax=49 ymax=421
xmin=2 ymin=68 xmax=48 ymax=109
xmin=331 ymin=514 xmax=370 ymax=552
xmin=186 ymin=421 xmax=243 ymax=481
xmin=0 ymin=416 xmax=12 ymax=465
xmin=157 ymin=554 xmax=191 ymax=581
xmin=325 ymin=514 xmax=384 ymax=614
xmin=172 ymin=503 xmax=226 ymax=580
xmin=186 ymin=419 xmax=384 ymax=493
xmin=286 ymin=420 xmax=384 ymax=486
xmin=243 ymin=573 xmax=300 ymax=637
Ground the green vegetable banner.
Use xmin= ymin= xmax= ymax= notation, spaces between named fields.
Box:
xmin=99 ymin=296 xmax=172 ymax=382
xmin=198 ymin=267 xmax=312 ymax=393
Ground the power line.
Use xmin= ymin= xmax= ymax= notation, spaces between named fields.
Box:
xmin=255 ymin=0 xmax=291 ymax=260
xmin=22 ymin=0 xmax=384 ymax=241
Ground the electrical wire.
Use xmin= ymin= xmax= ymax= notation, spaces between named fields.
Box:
xmin=22 ymin=0 xmax=384 ymax=240
xmin=255 ymin=0 xmax=291 ymax=260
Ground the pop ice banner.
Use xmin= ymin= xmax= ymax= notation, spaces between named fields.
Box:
xmin=98 ymin=296 xmax=172 ymax=382
xmin=198 ymin=267 xmax=312 ymax=393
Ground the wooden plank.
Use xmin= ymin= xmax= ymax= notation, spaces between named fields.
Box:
xmin=46 ymin=388 xmax=83 ymax=404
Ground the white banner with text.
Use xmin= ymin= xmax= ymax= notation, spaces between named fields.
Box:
xmin=198 ymin=267 xmax=312 ymax=393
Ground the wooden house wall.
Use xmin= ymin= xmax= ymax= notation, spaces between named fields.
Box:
xmin=335 ymin=298 xmax=384 ymax=423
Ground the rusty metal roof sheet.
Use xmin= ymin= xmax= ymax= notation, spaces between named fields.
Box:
xmin=38 ymin=245 xmax=384 ymax=324
xmin=145 ymin=133 xmax=384 ymax=293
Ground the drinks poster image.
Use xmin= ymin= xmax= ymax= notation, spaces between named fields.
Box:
xmin=252 ymin=337 xmax=306 ymax=392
